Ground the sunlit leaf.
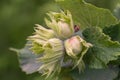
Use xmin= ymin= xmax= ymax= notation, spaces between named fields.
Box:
xmin=56 ymin=0 xmax=119 ymax=30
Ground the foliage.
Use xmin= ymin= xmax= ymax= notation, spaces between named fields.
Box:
xmin=57 ymin=0 xmax=119 ymax=29
xmin=1 ymin=0 xmax=120 ymax=80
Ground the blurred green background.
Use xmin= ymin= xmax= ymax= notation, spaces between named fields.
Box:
xmin=0 ymin=0 xmax=119 ymax=80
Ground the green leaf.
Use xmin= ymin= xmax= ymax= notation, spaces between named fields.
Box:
xmin=82 ymin=27 xmax=120 ymax=68
xmin=70 ymin=67 xmax=119 ymax=80
xmin=103 ymin=23 xmax=120 ymax=42
xmin=114 ymin=68 xmax=120 ymax=80
xmin=114 ymin=1 xmax=120 ymax=19
xmin=56 ymin=0 xmax=119 ymax=30
xmin=84 ymin=0 xmax=119 ymax=12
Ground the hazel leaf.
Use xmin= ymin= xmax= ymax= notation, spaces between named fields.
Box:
xmin=56 ymin=0 xmax=119 ymax=30
xmin=70 ymin=67 xmax=119 ymax=80
xmin=82 ymin=27 xmax=120 ymax=68
xmin=103 ymin=22 xmax=120 ymax=42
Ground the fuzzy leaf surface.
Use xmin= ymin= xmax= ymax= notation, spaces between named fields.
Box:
xmin=82 ymin=27 xmax=120 ymax=68
xmin=70 ymin=67 xmax=119 ymax=80
xmin=103 ymin=23 xmax=120 ymax=42
xmin=56 ymin=0 xmax=118 ymax=30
